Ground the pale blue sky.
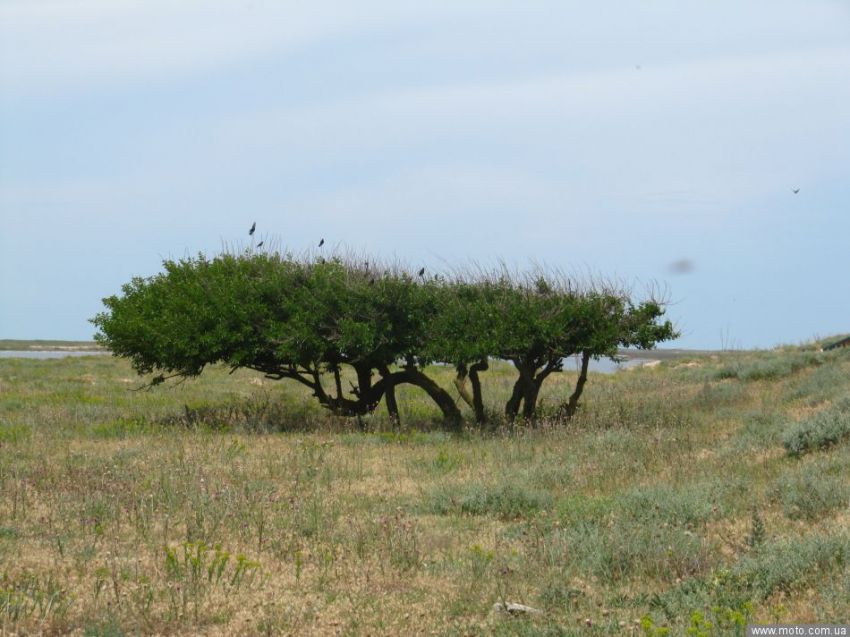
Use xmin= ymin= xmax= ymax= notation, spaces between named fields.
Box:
xmin=1 ymin=1 xmax=849 ymax=348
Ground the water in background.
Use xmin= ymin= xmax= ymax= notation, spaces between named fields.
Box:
xmin=567 ymin=356 xmax=648 ymax=374
xmin=0 ymin=350 xmax=655 ymax=373
xmin=0 ymin=350 xmax=107 ymax=359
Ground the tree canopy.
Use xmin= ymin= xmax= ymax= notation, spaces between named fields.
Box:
xmin=92 ymin=252 xmax=677 ymax=429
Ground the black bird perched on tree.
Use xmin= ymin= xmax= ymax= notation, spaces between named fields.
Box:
xmin=318 ymin=238 xmax=324 ymax=248
xmin=418 ymin=267 xmax=425 ymax=277
xmin=249 ymin=222 xmax=256 ymax=236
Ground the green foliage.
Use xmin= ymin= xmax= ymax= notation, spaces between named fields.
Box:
xmin=732 ymin=411 xmax=783 ymax=452
xmin=93 ymin=254 xmax=429 ymax=379
xmin=431 ymin=272 xmax=677 ymax=420
xmin=0 ymin=422 xmax=30 ymax=445
xmin=782 ymin=398 xmax=850 ymax=456
xmin=788 ymin=362 xmax=848 ymax=404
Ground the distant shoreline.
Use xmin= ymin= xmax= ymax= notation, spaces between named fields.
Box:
xmin=0 ymin=339 xmax=105 ymax=352
xmin=0 ymin=339 xmax=713 ymax=360
xmin=616 ymin=348 xmax=716 ymax=361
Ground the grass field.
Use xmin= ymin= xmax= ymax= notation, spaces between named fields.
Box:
xmin=1 ymin=345 xmax=850 ymax=635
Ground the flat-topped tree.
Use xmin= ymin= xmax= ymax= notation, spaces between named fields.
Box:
xmin=430 ymin=269 xmax=677 ymax=423
xmin=555 ymin=294 xmax=677 ymax=420
xmin=93 ymin=253 xmax=674 ymax=430
xmin=497 ymin=275 xmax=591 ymax=421
xmin=303 ymin=260 xmax=461 ymax=427
xmin=430 ymin=270 xmax=585 ymax=422
xmin=92 ymin=253 xmax=323 ymax=390
xmin=427 ymin=275 xmax=520 ymax=424
xmin=92 ymin=252 xmax=462 ymax=429
xmin=500 ymin=280 xmax=677 ymax=422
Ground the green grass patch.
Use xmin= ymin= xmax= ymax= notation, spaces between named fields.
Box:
xmin=771 ymin=470 xmax=850 ymax=521
xmin=426 ymin=481 xmax=553 ymax=519
xmin=714 ymin=350 xmax=823 ymax=382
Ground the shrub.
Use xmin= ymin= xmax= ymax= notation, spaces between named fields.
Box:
xmin=650 ymin=534 xmax=850 ymax=624
xmin=788 ymin=364 xmax=848 ymax=404
xmin=783 ymin=399 xmax=850 ymax=457
xmin=712 ymin=351 xmax=823 ymax=382
xmin=732 ymin=533 xmax=850 ymax=599
xmin=616 ymin=482 xmax=723 ymax=528
xmin=562 ymin=518 xmax=711 ymax=582
xmin=732 ymin=411 xmax=783 ymax=451
xmin=772 ymin=471 xmax=850 ymax=520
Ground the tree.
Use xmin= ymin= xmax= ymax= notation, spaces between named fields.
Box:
xmin=556 ymin=295 xmax=677 ymax=420
xmin=429 ymin=270 xmax=677 ymax=423
xmin=93 ymin=253 xmax=462 ymax=429
xmin=92 ymin=252 xmax=676 ymax=430
xmin=425 ymin=278 xmax=506 ymax=425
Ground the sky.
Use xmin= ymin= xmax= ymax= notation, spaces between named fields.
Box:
xmin=1 ymin=1 xmax=849 ymax=349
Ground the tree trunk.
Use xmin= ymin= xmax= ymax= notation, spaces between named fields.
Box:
xmin=261 ymin=364 xmax=380 ymax=419
xmin=454 ymin=360 xmax=488 ymax=425
xmin=364 ymin=367 xmax=463 ymax=431
xmin=379 ymin=365 xmax=400 ymax=430
xmin=355 ymin=365 xmax=372 ymax=397
xmin=333 ymin=365 xmax=343 ymax=401
xmin=468 ymin=359 xmax=488 ymax=424
xmin=521 ymin=380 xmax=541 ymax=420
xmin=558 ymin=351 xmax=591 ymax=420
xmin=506 ymin=358 xmax=561 ymax=423
xmin=404 ymin=367 xmax=463 ymax=431
xmin=505 ymin=379 xmax=524 ymax=421
xmin=454 ymin=365 xmax=474 ymax=408
xmin=353 ymin=364 xmax=377 ymax=413
xmin=506 ymin=361 xmax=536 ymax=422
